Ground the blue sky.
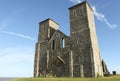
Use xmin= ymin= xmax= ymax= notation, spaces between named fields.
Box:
xmin=0 ymin=0 xmax=119 ymax=77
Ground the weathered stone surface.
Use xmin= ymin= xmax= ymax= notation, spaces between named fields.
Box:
xmin=34 ymin=1 xmax=104 ymax=77
xmin=102 ymin=60 xmax=110 ymax=76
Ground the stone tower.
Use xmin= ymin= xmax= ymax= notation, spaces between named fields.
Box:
xmin=69 ymin=1 xmax=103 ymax=77
xmin=34 ymin=1 xmax=104 ymax=77
xmin=34 ymin=19 xmax=59 ymax=77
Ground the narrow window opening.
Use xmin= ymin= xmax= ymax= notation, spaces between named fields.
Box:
xmin=52 ymin=40 xmax=55 ymax=50
xmin=62 ymin=38 xmax=65 ymax=48
xmin=48 ymin=28 xmax=50 ymax=38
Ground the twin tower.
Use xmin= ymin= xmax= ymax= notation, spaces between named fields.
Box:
xmin=34 ymin=1 xmax=103 ymax=77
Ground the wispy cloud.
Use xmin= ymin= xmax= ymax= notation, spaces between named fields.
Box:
xmin=92 ymin=6 xmax=118 ymax=29
xmin=69 ymin=0 xmax=82 ymax=4
xmin=69 ymin=0 xmax=118 ymax=29
xmin=1 ymin=31 xmax=35 ymax=41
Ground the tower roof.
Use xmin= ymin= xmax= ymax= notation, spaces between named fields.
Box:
xmin=39 ymin=18 xmax=59 ymax=30
xmin=69 ymin=1 xmax=93 ymax=11
xmin=39 ymin=18 xmax=59 ymax=25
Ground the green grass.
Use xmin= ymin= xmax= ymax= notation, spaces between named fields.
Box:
xmin=13 ymin=75 xmax=120 ymax=81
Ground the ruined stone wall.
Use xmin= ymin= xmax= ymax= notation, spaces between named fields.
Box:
xmin=34 ymin=1 xmax=103 ymax=78
xmin=47 ymin=31 xmax=70 ymax=77
xmin=34 ymin=43 xmax=40 ymax=77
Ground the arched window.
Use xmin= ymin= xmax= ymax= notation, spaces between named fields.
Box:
xmin=62 ymin=38 xmax=65 ymax=48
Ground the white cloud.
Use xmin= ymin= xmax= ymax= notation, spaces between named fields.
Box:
xmin=0 ymin=46 xmax=34 ymax=77
xmin=69 ymin=0 xmax=82 ymax=4
xmin=92 ymin=6 xmax=118 ymax=29
xmin=1 ymin=31 xmax=35 ymax=41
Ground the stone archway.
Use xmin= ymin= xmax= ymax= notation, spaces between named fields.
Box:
xmin=53 ymin=56 xmax=65 ymax=77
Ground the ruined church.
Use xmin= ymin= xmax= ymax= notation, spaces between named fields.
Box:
xmin=34 ymin=1 xmax=108 ymax=77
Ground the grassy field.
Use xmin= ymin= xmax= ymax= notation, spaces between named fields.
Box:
xmin=13 ymin=75 xmax=120 ymax=81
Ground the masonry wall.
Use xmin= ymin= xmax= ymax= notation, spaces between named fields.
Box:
xmin=46 ymin=30 xmax=70 ymax=77
xmin=86 ymin=2 xmax=103 ymax=77
xmin=69 ymin=1 xmax=103 ymax=77
xmin=34 ymin=1 xmax=103 ymax=78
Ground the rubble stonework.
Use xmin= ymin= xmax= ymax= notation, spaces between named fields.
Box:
xmin=102 ymin=60 xmax=110 ymax=76
xmin=34 ymin=1 xmax=105 ymax=77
